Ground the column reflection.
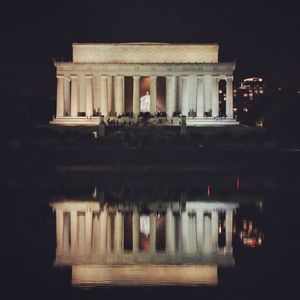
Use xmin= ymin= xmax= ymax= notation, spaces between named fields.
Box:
xmin=50 ymin=195 xmax=239 ymax=286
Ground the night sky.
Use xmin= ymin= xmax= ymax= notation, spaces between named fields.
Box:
xmin=1 ymin=0 xmax=300 ymax=100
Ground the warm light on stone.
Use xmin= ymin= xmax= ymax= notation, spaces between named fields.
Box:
xmin=51 ymin=43 xmax=239 ymax=126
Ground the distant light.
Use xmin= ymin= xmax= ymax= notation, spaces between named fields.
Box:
xmin=233 ymin=108 xmax=237 ymax=112
xmin=278 ymin=87 xmax=282 ymax=91
xmin=243 ymin=108 xmax=248 ymax=112
xmin=236 ymin=176 xmax=240 ymax=190
xmin=243 ymin=77 xmax=263 ymax=82
xmin=92 ymin=186 xmax=97 ymax=199
xmin=207 ymin=185 xmax=211 ymax=197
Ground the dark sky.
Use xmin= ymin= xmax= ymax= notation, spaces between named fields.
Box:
xmin=1 ymin=0 xmax=300 ymax=99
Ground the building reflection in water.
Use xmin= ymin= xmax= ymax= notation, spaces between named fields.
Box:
xmin=50 ymin=194 xmax=239 ymax=287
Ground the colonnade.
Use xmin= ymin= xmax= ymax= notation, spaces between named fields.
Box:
xmin=56 ymin=74 xmax=234 ymax=119
xmin=53 ymin=203 xmax=234 ymax=258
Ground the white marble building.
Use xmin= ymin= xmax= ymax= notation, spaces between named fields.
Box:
xmin=51 ymin=43 xmax=239 ymax=126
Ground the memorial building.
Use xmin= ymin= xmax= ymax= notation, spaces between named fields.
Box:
xmin=51 ymin=43 xmax=238 ymax=126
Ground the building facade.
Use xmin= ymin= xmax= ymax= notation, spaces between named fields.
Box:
xmin=51 ymin=43 xmax=238 ymax=126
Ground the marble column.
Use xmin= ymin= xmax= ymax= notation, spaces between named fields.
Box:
xmin=56 ymin=75 xmax=64 ymax=117
xmin=100 ymin=76 xmax=108 ymax=117
xmin=181 ymin=211 xmax=190 ymax=253
xmin=99 ymin=207 xmax=108 ymax=254
xmin=132 ymin=76 xmax=140 ymax=116
xmin=64 ymin=77 xmax=71 ymax=116
xmin=225 ymin=210 xmax=233 ymax=253
xmin=150 ymin=76 xmax=157 ymax=114
xmin=204 ymin=75 xmax=212 ymax=113
xmin=108 ymin=76 xmax=113 ymax=115
xmin=115 ymin=76 xmax=124 ymax=116
xmin=132 ymin=206 xmax=140 ymax=252
xmin=63 ymin=213 xmax=70 ymax=254
xmin=70 ymin=75 xmax=79 ymax=117
xmin=203 ymin=215 xmax=212 ymax=254
xmin=85 ymin=210 xmax=93 ymax=254
xmin=166 ymin=76 xmax=176 ymax=118
xmin=85 ymin=75 xmax=93 ymax=117
xmin=212 ymin=76 xmax=220 ymax=117
xmin=150 ymin=213 xmax=157 ymax=253
xmin=211 ymin=211 xmax=219 ymax=252
xmin=196 ymin=76 xmax=205 ymax=117
xmin=56 ymin=209 xmax=64 ymax=255
xmin=166 ymin=206 xmax=175 ymax=253
xmin=181 ymin=76 xmax=189 ymax=116
xmin=226 ymin=76 xmax=234 ymax=118
xmin=70 ymin=210 xmax=78 ymax=255
xmin=196 ymin=210 xmax=204 ymax=251
xmin=79 ymin=75 xmax=85 ymax=113
xmin=114 ymin=211 xmax=123 ymax=253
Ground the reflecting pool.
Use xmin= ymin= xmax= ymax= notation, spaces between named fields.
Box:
xmin=3 ymin=169 xmax=299 ymax=299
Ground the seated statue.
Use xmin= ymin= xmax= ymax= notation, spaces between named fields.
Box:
xmin=140 ymin=91 xmax=150 ymax=113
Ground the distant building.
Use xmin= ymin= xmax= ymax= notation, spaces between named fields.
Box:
xmin=239 ymin=77 xmax=265 ymax=100
xmin=233 ymin=77 xmax=265 ymax=116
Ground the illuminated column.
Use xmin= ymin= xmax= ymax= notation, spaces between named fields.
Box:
xmin=94 ymin=75 xmax=101 ymax=113
xmin=70 ymin=75 xmax=79 ymax=117
xmin=196 ymin=76 xmax=205 ymax=117
xmin=196 ymin=210 xmax=204 ymax=251
xmin=150 ymin=213 xmax=157 ymax=252
xmin=211 ymin=211 xmax=219 ymax=252
xmin=108 ymin=76 xmax=113 ymax=115
xmin=204 ymin=75 xmax=212 ymax=113
xmin=114 ymin=211 xmax=123 ymax=253
xmin=226 ymin=76 xmax=234 ymax=118
xmin=212 ymin=76 xmax=219 ymax=117
xmin=166 ymin=206 xmax=175 ymax=253
xmin=181 ymin=76 xmax=189 ymax=116
xmin=64 ymin=77 xmax=71 ymax=116
xmin=181 ymin=211 xmax=190 ymax=253
xmin=63 ymin=213 xmax=70 ymax=254
xmin=203 ymin=215 xmax=212 ymax=254
xmin=78 ymin=214 xmax=85 ymax=255
xmin=56 ymin=75 xmax=64 ymax=117
xmin=225 ymin=209 xmax=233 ymax=253
xmin=107 ymin=213 xmax=112 ymax=252
xmin=85 ymin=75 xmax=93 ymax=117
xmin=99 ymin=206 xmax=108 ymax=254
xmin=115 ymin=75 xmax=124 ymax=116
xmin=132 ymin=206 xmax=140 ymax=252
xmin=150 ymin=76 xmax=157 ymax=114
xmin=56 ymin=209 xmax=64 ymax=255
xmin=166 ymin=76 xmax=176 ymax=118
xmin=132 ymin=76 xmax=140 ymax=116
xmin=85 ymin=210 xmax=93 ymax=254
xmin=70 ymin=210 xmax=78 ymax=255
xmin=100 ymin=75 xmax=108 ymax=117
